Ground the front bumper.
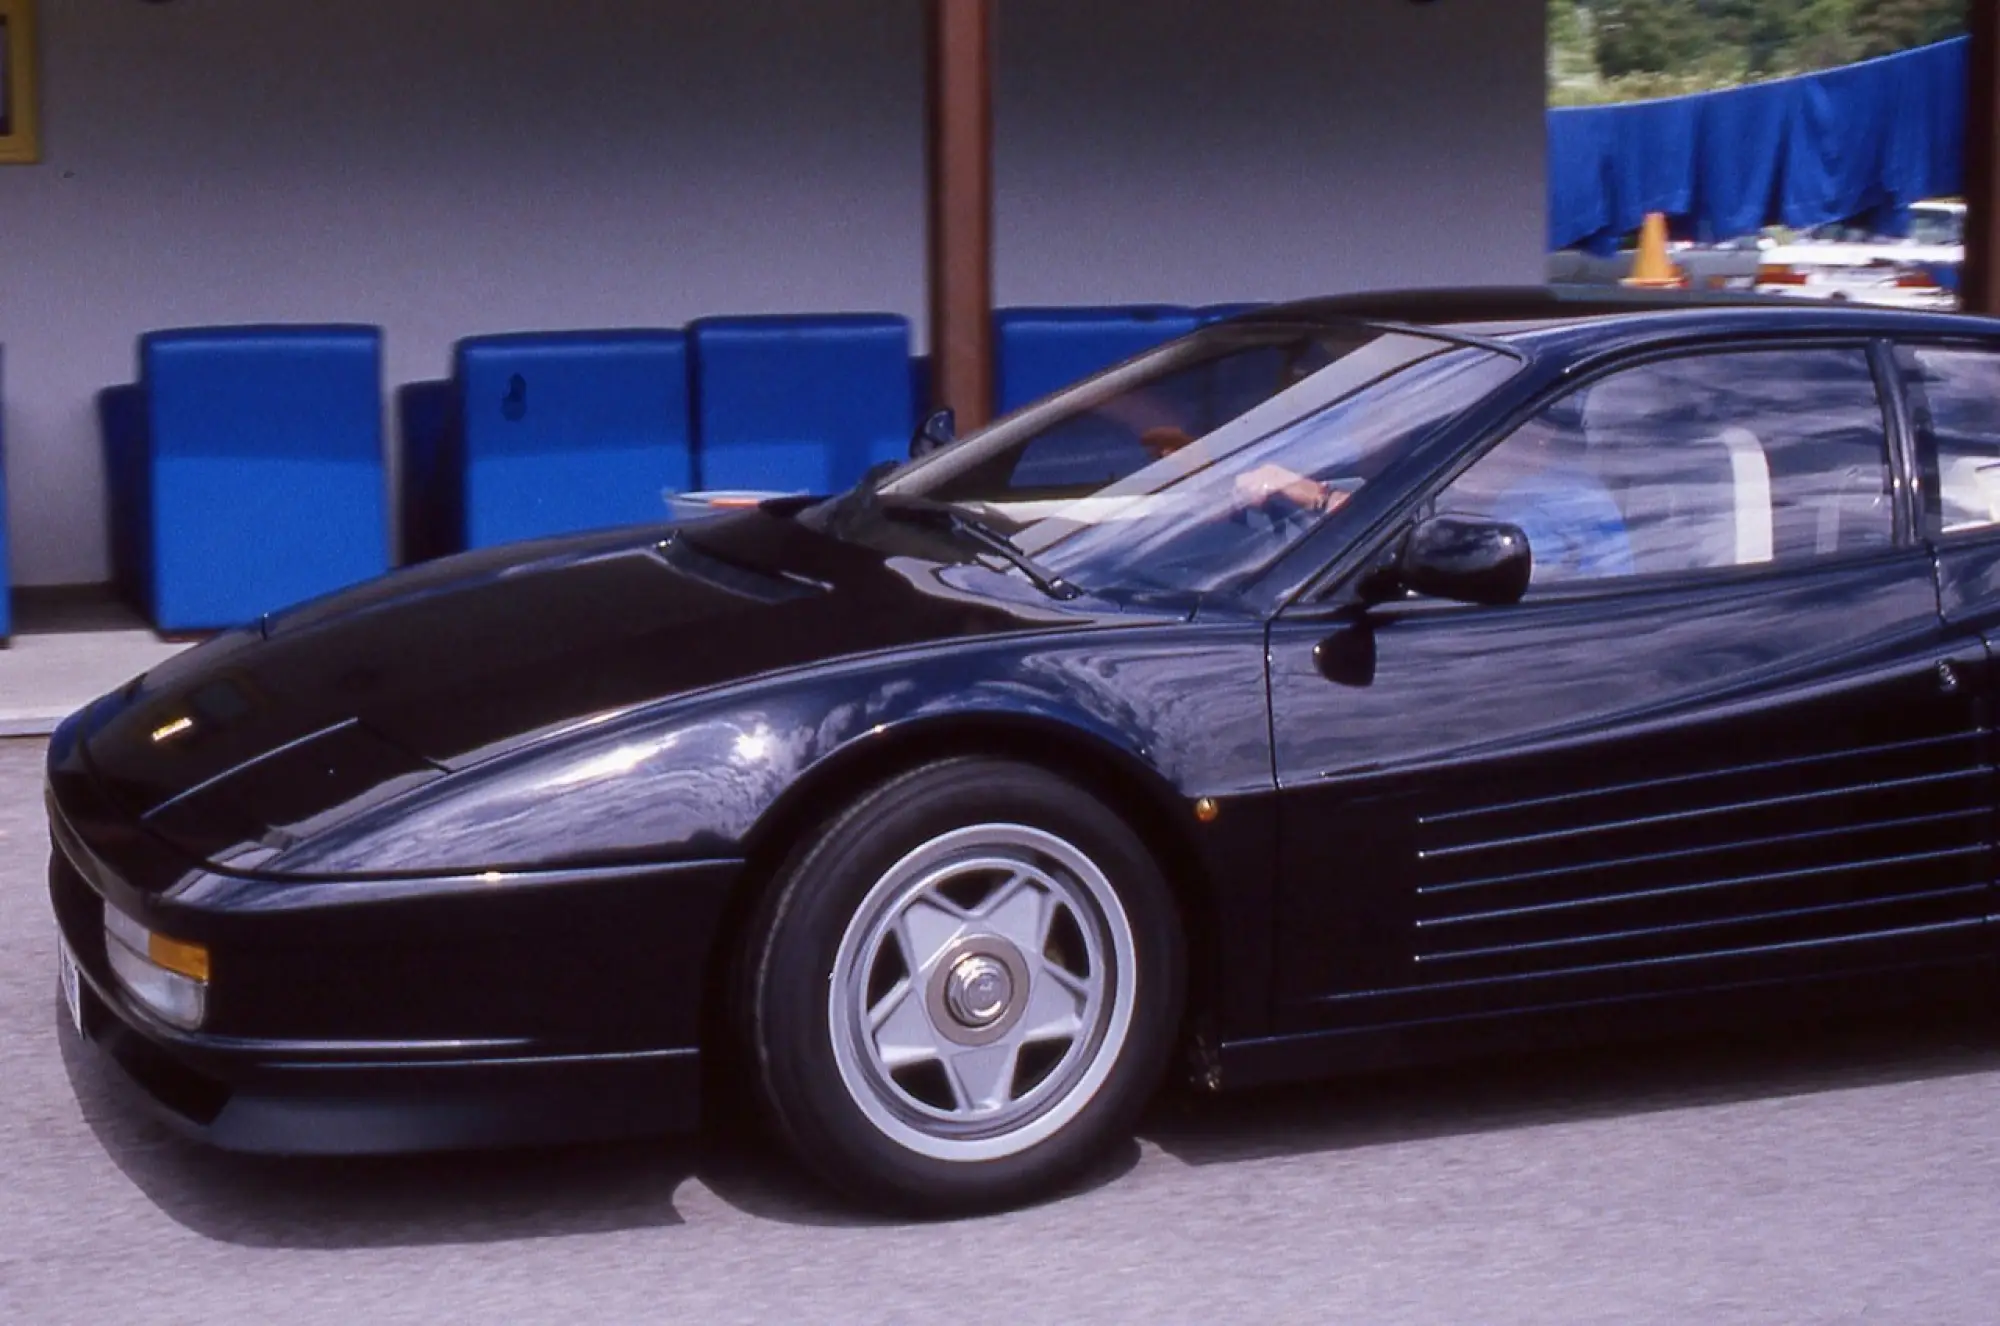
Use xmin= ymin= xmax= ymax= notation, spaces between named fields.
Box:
xmin=61 ymin=967 xmax=702 ymax=1155
xmin=48 ymin=782 xmax=740 ymax=1156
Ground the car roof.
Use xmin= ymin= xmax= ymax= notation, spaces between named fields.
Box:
xmin=1229 ymin=284 xmax=2000 ymax=359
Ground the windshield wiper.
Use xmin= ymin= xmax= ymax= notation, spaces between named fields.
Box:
xmin=873 ymin=496 xmax=1083 ymax=601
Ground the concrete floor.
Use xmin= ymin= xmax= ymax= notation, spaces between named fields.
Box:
xmin=7 ymin=736 xmax=2000 ymax=1323
xmin=0 ymin=590 xmax=191 ymax=736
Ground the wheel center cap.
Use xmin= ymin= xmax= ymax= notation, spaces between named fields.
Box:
xmin=945 ymin=954 xmax=1014 ymax=1028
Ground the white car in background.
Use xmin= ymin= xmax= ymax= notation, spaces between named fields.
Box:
xmin=1754 ymin=200 xmax=1963 ymax=309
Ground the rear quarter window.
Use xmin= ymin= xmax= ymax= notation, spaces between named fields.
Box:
xmin=1894 ymin=346 xmax=2000 ymax=538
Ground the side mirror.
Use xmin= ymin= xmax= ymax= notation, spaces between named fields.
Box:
xmin=1395 ymin=514 xmax=1532 ymax=606
xmin=911 ymin=406 xmax=956 ymax=459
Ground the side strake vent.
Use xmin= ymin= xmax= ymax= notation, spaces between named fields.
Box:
xmin=1408 ymin=730 xmax=1991 ymax=979
xmin=650 ymin=533 xmax=828 ymax=605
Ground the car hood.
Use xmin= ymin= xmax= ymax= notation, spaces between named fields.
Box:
xmin=72 ymin=510 xmax=1133 ymax=866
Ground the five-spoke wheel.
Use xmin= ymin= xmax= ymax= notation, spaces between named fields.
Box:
xmin=828 ymin=823 xmax=1136 ymax=1162
xmin=745 ymin=758 xmax=1183 ymax=1215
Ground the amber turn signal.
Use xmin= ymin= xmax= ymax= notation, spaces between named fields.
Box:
xmin=148 ymin=931 xmax=211 ymax=983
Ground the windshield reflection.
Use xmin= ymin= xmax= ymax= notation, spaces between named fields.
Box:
xmin=809 ymin=322 xmax=1521 ymax=599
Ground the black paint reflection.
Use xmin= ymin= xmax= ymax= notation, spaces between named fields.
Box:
xmin=270 ymin=625 xmax=1274 ymax=878
xmin=1270 ymin=549 xmax=1988 ymax=1027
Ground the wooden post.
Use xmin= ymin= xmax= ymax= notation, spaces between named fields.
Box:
xmin=927 ymin=0 xmax=995 ymax=429
xmin=1963 ymin=0 xmax=2000 ymax=314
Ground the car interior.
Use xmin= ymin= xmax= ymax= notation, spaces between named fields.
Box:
xmin=1447 ymin=353 xmax=1900 ymax=586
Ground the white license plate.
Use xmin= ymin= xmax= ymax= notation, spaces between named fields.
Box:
xmin=58 ymin=938 xmax=84 ymax=1038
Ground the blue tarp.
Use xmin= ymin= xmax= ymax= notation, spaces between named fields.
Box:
xmin=1548 ymin=37 xmax=1967 ymax=253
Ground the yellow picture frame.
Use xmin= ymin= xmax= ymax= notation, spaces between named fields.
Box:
xmin=0 ymin=0 xmax=41 ymax=165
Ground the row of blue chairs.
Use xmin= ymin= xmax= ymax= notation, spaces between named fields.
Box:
xmin=397 ymin=315 xmax=919 ymax=561
xmin=1 ymin=302 xmax=1261 ymax=639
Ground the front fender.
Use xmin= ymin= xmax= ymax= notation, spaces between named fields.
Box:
xmin=256 ymin=622 xmax=1274 ymax=879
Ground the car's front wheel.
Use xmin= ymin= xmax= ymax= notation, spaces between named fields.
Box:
xmin=746 ymin=757 xmax=1184 ymax=1215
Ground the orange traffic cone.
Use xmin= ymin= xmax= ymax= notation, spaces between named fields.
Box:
xmin=1621 ymin=212 xmax=1685 ymax=288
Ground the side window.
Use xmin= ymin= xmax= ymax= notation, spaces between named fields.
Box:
xmin=1439 ymin=348 xmax=1894 ymax=587
xmin=1894 ymin=346 xmax=2000 ymax=538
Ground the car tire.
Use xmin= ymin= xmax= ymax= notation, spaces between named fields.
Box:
xmin=744 ymin=756 xmax=1184 ymax=1216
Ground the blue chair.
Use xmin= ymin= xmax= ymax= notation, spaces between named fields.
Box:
xmin=447 ymin=330 xmax=692 ymax=551
xmin=690 ymin=314 xmax=913 ymax=493
xmin=993 ymin=305 xmax=1199 ymax=413
xmin=0 ymin=346 xmax=10 ymax=643
xmin=103 ymin=325 xmax=389 ymax=633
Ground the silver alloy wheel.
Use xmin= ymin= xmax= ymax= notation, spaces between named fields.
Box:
xmin=826 ymin=822 xmax=1139 ymax=1163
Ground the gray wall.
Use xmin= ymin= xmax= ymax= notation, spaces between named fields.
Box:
xmin=0 ymin=0 xmax=1542 ymax=589
xmin=995 ymin=0 xmax=1546 ymax=307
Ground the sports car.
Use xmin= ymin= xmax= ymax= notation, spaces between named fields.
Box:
xmin=47 ymin=287 xmax=2000 ymax=1215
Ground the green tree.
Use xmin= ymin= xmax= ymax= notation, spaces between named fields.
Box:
xmin=1592 ymin=0 xmax=1713 ymax=76
xmin=1555 ymin=0 xmax=1956 ymax=104
xmin=1549 ymin=0 xmax=1599 ymax=89
xmin=1701 ymin=0 xmax=1798 ymax=73
xmin=1550 ymin=0 xmax=1586 ymax=52
xmin=1777 ymin=0 xmax=1860 ymax=69
xmin=1850 ymin=0 xmax=1966 ymax=58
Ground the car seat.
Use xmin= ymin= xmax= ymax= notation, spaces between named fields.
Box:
xmin=1580 ymin=371 xmax=1772 ymax=574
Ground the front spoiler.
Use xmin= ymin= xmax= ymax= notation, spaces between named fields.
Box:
xmin=63 ymin=964 xmax=702 ymax=1155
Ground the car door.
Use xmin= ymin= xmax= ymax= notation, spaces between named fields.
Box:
xmin=1266 ymin=340 xmax=1994 ymax=1035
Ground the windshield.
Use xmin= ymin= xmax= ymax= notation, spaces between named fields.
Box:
xmin=801 ymin=322 xmax=1519 ymax=599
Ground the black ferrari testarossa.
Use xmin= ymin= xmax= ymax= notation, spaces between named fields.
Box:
xmin=50 ymin=288 xmax=2000 ymax=1213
